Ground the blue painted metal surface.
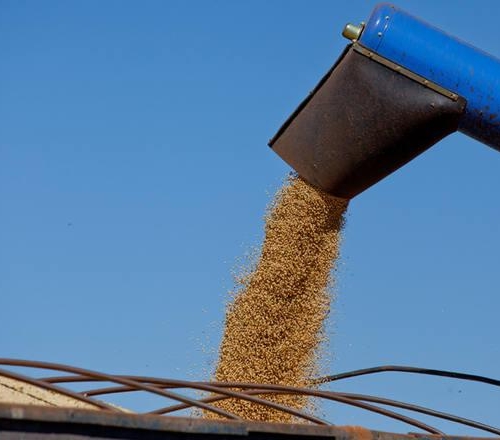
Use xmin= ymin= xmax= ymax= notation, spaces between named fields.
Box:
xmin=359 ymin=3 xmax=500 ymax=150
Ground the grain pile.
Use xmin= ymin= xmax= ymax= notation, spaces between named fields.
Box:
xmin=209 ymin=175 xmax=348 ymax=422
xmin=0 ymin=375 xmax=101 ymax=409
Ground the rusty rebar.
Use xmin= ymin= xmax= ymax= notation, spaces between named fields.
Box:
xmin=1 ymin=358 xmax=498 ymax=436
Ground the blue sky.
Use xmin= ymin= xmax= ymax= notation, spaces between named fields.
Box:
xmin=1 ymin=0 xmax=499 ymax=434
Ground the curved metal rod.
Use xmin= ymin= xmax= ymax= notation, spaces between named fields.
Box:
xmin=34 ymin=375 xmax=329 ymax=425
xmin=150 ymin=386 xmax=442 ymax=435
xmin=5 ymin=359 xmax=498 ymax=435
xmin=37 ymin=374 xmax=433 ymax=430
xmin=336 ymin=392 xmax=500 ymax=436
xmin=312 ymin=365 xmax=500 ymax=387
xmin=0 ymin=360 xmax=325 ymax=424
xmin=88 ymin=381 xmax=327 ymax=424
xmin=38 ymin=374 xmax=498 ymax=435
xmin=41 ymin=375 xmax=105 ymax=384
xmin=147 ymin=384 xmax=496 ymax=436
xmin=42 ymin=364 xmax=500 ymax=390
xmin=36 ymin=374 xmax=328 ymax=425
xmin=83 ymin=383 xmax=158 ymax=396
xmin=147 ymin=387 xmax=327 ymax=425
xmin=81 ymin=378 xmax=500 ymax=435
xmin=0 ymin=359 xmax=236 ymax=420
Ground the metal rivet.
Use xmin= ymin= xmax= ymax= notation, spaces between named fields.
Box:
xmin=377 ymin=32 xmax=383 ymax=37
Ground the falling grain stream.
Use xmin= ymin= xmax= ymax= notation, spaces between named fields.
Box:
xmin=209 ymin=175 xmax=348 ymax=422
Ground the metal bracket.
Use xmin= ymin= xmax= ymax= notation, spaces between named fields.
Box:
xmin=352 ymin=42 xmax=459 ymax=101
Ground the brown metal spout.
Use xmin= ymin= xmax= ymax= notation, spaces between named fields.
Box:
xmin=269 ymin=45 xmax=466 ymax=199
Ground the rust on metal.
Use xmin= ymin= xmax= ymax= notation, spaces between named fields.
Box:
xmin=268 ymin=44 xmax=466 ymax=199
xmin=0 ymin=404 xmax=498 ymax=440
xmin=0 ymin=358 xmax=499 ymax=437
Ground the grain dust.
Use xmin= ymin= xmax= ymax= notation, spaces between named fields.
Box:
xmin=208 ymin=175 xmax=348 ymax=422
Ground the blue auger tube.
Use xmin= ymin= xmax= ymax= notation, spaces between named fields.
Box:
xmin=359 ymin=3 xmax=500 ymax=150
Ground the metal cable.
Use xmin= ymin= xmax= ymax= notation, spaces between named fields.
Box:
xmin=312 ymin=365 xmax=500 ymax=387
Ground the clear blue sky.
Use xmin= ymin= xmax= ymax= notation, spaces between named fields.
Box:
xmin=1 ymin=0 xmax=499 ymax=434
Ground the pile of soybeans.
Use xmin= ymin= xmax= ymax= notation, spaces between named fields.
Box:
xmin=209 ymin=175 xmax=348 ymax=422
